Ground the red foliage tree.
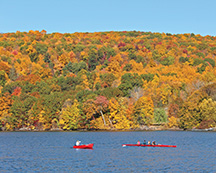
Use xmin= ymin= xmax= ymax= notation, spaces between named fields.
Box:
xmin=94 ymin=96 xmax=109 ymax=125
xmin=11 ymin=87 xmax=22 ymax=96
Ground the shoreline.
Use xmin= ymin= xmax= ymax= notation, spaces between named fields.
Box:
xmin=1 ymin=126 xmax=215 ymax=132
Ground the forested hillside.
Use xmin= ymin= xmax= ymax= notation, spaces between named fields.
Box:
xmin=0 ymin=30 xmax=216 ymax=131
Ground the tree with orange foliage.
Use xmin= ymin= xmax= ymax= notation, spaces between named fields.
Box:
xmin=11 ymin=87 xmax=22 ymax=96
xmin=0 ymin=62 xmax=11 ymax=75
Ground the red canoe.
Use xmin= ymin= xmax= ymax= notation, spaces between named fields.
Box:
xmin=73 ymin=143 xmax=94 ymax=149
xmin=122 ymin=144 xmax=176 ymax=148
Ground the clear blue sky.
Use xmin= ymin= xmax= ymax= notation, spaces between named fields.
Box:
xmin=1 ymin=0 xmax=216 ymax=36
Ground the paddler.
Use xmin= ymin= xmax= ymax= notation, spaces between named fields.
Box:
xmin=137 ymin=140 xmax=141 ymax=145
xmin=76 ymin=140 xmax=81 ymax=146
xmin=143 ymin=140 xmax=147 ymax=145
xmin=152 ymin=141 xmax=156 ymax=145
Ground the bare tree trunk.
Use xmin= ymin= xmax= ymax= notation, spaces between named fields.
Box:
xmin=100 ymin=110 xmax=106 ymax=126
xmin=108 ymin=116 xmax=114 ymax=128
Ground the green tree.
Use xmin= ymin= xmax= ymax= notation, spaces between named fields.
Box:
xmin=9 ymin=65 xmax=18 ymax=81
xmin=76 ymin=90 xmax=94 ymax=103
xmin=100 ymin=73 xmax=116 ymax=87
xmin=0 ymin=71 xmax=7 ymax=87
xmin=32 ymin=81 xmax=51 ymax=95
xmin=10 ymin=94 xmax=36 ymax=128
xmin=123 ymin=64 xmax=132 ymax=71
xmin=88 ymin=49 xmax=98 ymax=71
xmin=154 ymin=108 xmax=167 ymax=123
xmin=118 ymin=73 xmax=143 ymax=97
xmin=160 ymin=56 xmax=175 ymax=66
xmin=204 ymin=58 xmax=215 ymax=67
xmin=35 ymin=43 xmax=48 ymax=55
xmin=141 ymin=73 xmax=155 ymax=82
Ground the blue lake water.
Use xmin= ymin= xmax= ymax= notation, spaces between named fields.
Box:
xmin=0 ymin=131 xmax=215 ymax=172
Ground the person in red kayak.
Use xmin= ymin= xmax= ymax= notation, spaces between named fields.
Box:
xmin=76 ymin=140 xmax=81 ymax=146
xmin=137 ymin=140 xmax=141 ymax=145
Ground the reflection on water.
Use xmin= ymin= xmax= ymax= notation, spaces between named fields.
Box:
xmin=0 ymin=131 xmax=215 ymax=172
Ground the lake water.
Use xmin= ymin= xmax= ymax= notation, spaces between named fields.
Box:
xmin=0 ymin=131 xmax=215 ymax=172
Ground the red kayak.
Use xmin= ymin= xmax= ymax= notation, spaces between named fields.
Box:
xmin=122 ymin=144 xmax=176 ymax=148
xmin=73 ymin=143 xmax=94 ymax=149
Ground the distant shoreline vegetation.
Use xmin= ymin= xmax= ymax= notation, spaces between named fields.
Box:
xmin=1 ymin=126 xmax=216 ymax=132
xmin=0 ymin=30 xmax=216 ymax=131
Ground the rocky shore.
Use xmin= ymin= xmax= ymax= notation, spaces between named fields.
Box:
xmin=1 ymin=125 xmax=216 ymax=132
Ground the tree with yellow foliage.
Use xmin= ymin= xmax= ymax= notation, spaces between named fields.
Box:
xmin=134 ymin=96 xmax=154 ymax=125
xmin=59 ymin=99 xmax=80 ymax=130
xmin=159 ymin=83 xmax=172 ymax=105
xmin=0 ymin=92 xmax=13 ymax=130
xmin=106 ymin=60 xmax=122 ymax=78
xmin=199 ymin=98 xmax=216 ymax=128
xmin=109 ymin=97 xmax=135 ymax=129
xmin=76 ymin=69 xmax=90 ymax=90
xmin=167 ymin=116 xmax=178 ymax=128
xmin=129 ymin=60 xmax=143 ymax=73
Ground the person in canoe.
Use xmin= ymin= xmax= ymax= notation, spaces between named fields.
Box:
xmin=137 ymin=140 xmax=141 ymax=145
xmin=75 ymin=140 xmax=81 ymax=146
xmin=152 ymin=141 xmax=156 ymax=145
xmin=148 ymin=141 xmax=151 ymax=145
xmin=143 ymin=140 xmax=147 ymax=145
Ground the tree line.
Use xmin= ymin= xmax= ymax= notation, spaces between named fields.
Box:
xmin=0 ymin=30 xmax=216 ymax=131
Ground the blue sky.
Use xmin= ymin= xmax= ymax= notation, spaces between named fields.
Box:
xmin=1 ymin=0 xmax=216 ymax=36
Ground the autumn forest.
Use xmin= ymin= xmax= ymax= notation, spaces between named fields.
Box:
xmin=0 ymin=30 xmax=216 ymax=131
